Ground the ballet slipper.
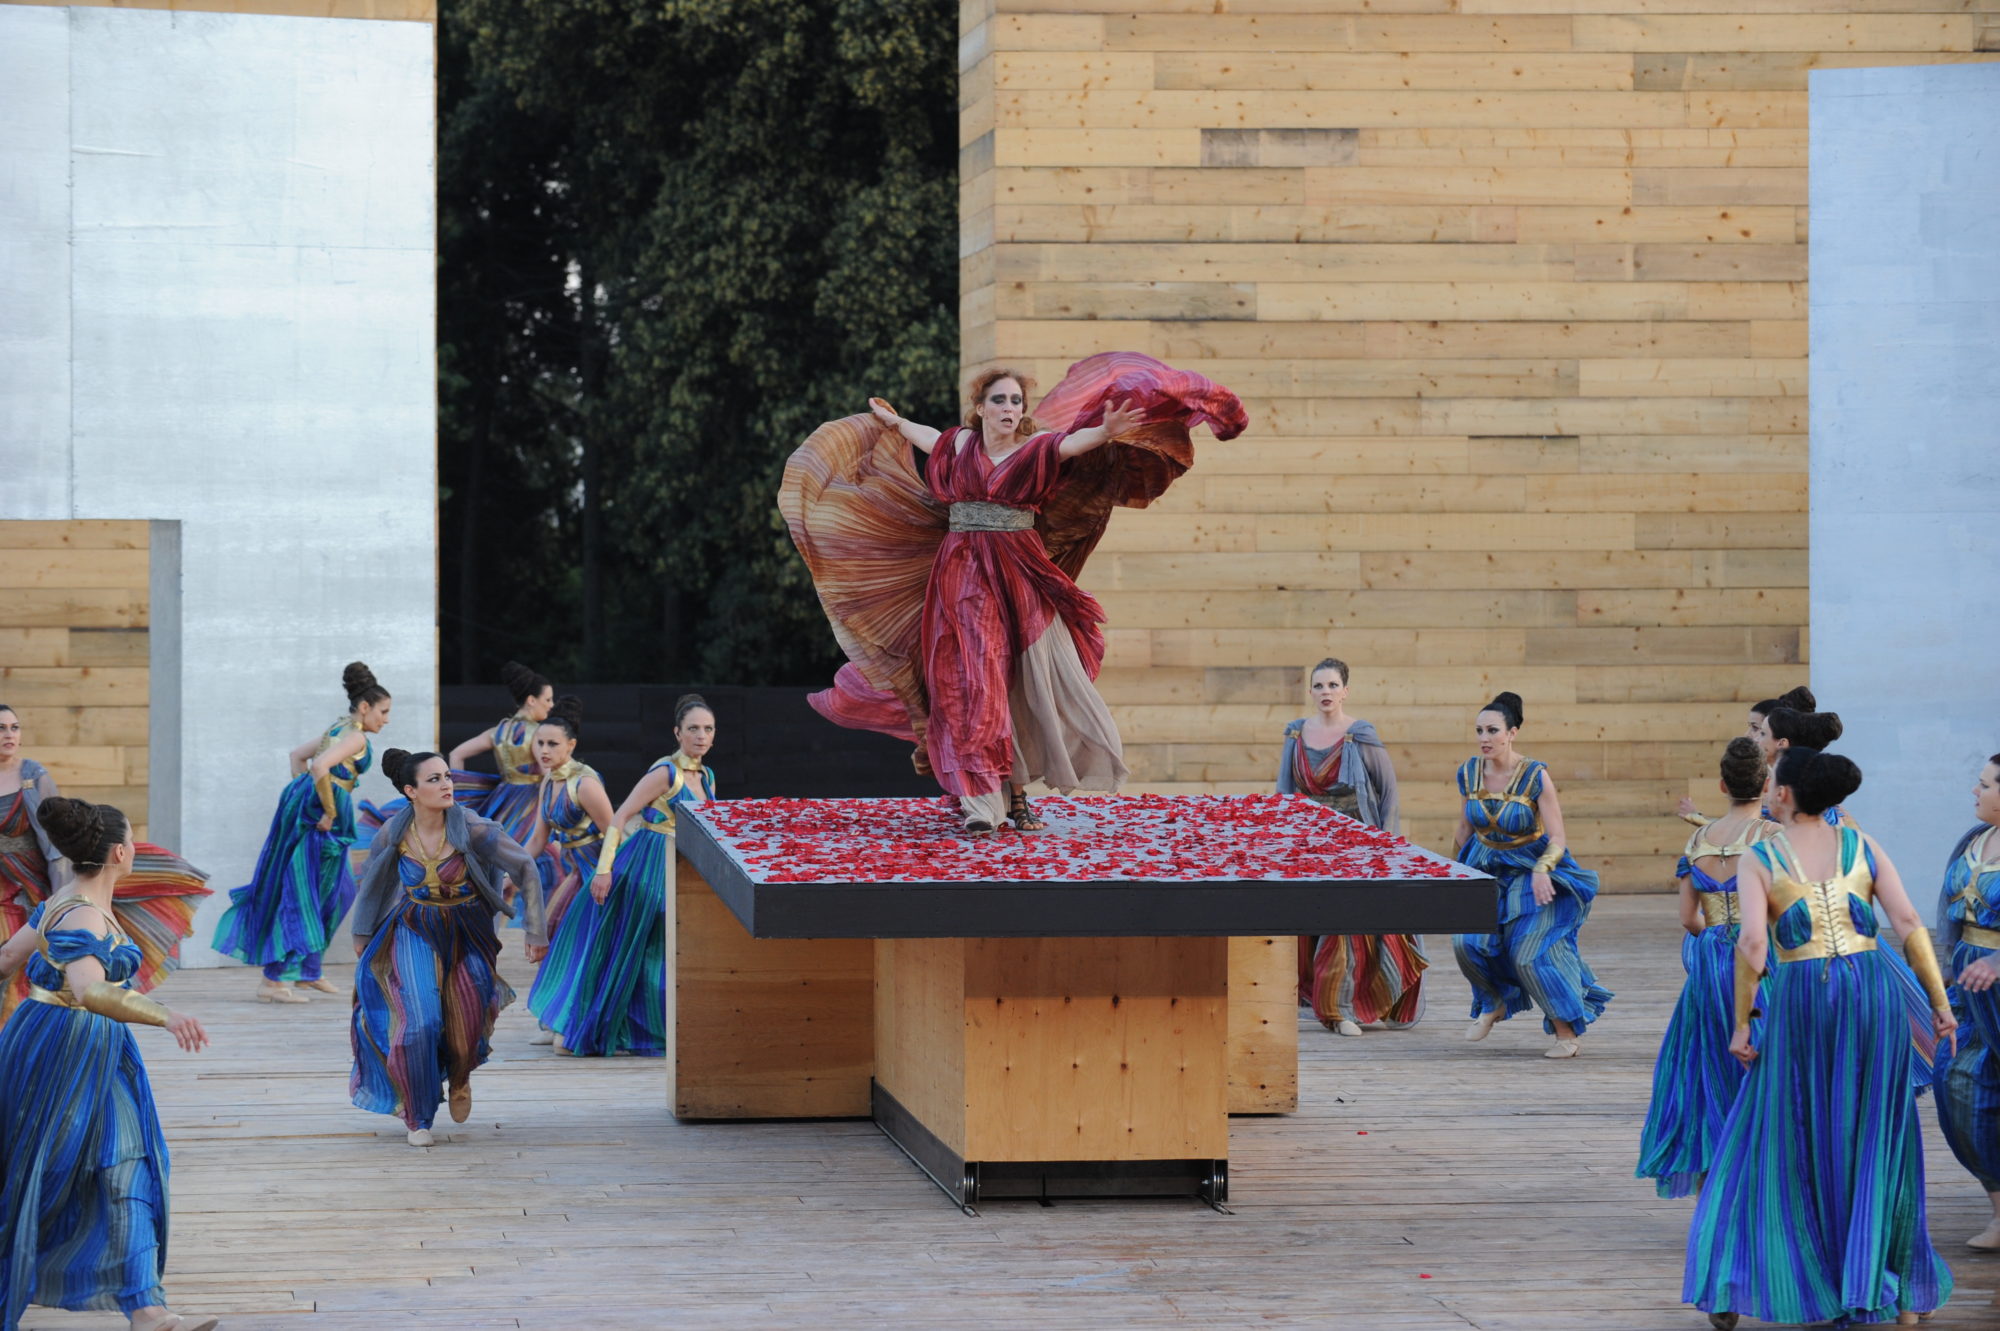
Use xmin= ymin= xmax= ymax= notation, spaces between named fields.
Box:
xmin=297 ymin=978 xmax=343 ymax=995
xmin=529 ymin=1027 xmax=555 ymax=1046
xmin=1325 ymin=1019 xmax=1363 ymax=1037
xmin=1465 ymin=1009 xmax=1501 ymax=1042
xmin=1967 ymin=1218 xmax=2000 ymax=1250
xmin=256 ymin=981 xmax=308 ymax=1005
xmin=1544 ymin=1038 xmax=1582 ymax=1059
xmin=407 ymin=1128 xmax=435 ymax=1147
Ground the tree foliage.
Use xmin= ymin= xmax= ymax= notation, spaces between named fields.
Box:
xmin=438 ymin=0 xmax=959 ymax=685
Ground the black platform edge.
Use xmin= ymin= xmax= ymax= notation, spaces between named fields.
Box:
xmin=872 ymin=1082 xmax=1228 ymax=1207
xmin=677 ymin=811 xmax=1497 ymax=939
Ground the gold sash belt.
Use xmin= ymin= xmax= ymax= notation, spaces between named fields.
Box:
xmin=948 ymin=501 xmax=1035 ymax=532
xmin=1961 ymin=923 xmax=2000 ymax=951
xmin=1698 ymin=891 xmax=1739 ymax=929
xmin=26 ymin=985 xmax=81 ymax=1010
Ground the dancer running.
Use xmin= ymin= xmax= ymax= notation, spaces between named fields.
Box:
xmin=348 ymin=750 xmax=545 ymax=1147
xmin=212 ymin=662 xmax=391 ymax=1004
xmin=1277 ymin=658 xmax=1423 ymax=1035
xmin=0 ymin=797 xmax=215 ymax=1331
xmin=1450 ymin=691 xmax=1611 ymax=1058
xmin=518 ymin=697 xmax=610 ymax=1047
xmin=443 ymin=660 xmax=554 ymax=839
xmin=782 ymin=353 xmax=1246 ymax=834
xmin=1685 ymin=746 xmax=1953 ymax=1329
xmin=530 ymin=694 xmax=717 ymax=1056
xmin=1934 ymin=751 xmax=2000 ymax=1250
xmin=1636 ymin=737 xmax=1776 ymax=1197
xmin=0 ymin=704 xmax=210 ymax=1024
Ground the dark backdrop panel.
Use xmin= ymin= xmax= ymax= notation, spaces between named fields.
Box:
xmin=441 ymin=685 xmax=936 ymax=802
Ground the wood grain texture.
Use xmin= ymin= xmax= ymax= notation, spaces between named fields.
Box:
xmin=1228 ymin=935 xmax=1300 ymax=1113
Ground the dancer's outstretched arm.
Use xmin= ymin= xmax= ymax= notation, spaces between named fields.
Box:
xmin=870 ymin=400 xmax=942 ymax=453
xmin=1057 ymin=403 xmax=1139 ymax=458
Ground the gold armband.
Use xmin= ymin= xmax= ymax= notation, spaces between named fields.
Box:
xmin=1531 ymin=844 xmax=1564 ymax=875
xmin=593 ymin=825 xmax=624 ymax=880
xmin=1680 ymin=811 xmax=1713 ymax=828
xmin=313 ymin=769 xmax=338 ymax=822
xmin=1902 ymin=926 xmax=1951 ymax=1011
xmin=1733 ymin=953 xmax=1764 ymax=1030
xmin=78 ymin=982 xmax=171 ymax=1028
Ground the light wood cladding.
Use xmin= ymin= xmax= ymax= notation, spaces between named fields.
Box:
xmin=959 ymin=4 xmax=1997 ymax=888
xmin=0 ymin=521 xmax=150 ymax=836
xmin=1227 ymin=935 xmax=1299 ymax=1113
xmin=0 ymin=0 xmax=434 ymax=21
xmin=670 ymin=856 xmax=875 ymax=1119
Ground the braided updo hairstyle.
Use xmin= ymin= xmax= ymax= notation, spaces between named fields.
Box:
xmin=499 ymin=660 xmax=551 ymax=707
xmin=1774 ymin=747 xmax=1862 ymax=817
xmin=1751 ymin=684 xmax=1815 ymax=719
xmin=1767 ymin=706 xmax=1843 ymax=751
xmin=1480 ymin=691 xmax=1525 ymax=730
xmin=540 ymin=695 xmax=584 ymax=741
xmin=381 ymin=748 xmax=443 ymax=794
xmin=1718 ymin=736 xmax=1766 ymax=802
xmin=36 ymin=796 xmax=130 ymax=873
xmin=343 ymin=661 xmax=390 ymax=709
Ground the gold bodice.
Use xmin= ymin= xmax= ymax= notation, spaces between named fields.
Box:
xmin=1764 ymin=831 xmax=1879 ymax=963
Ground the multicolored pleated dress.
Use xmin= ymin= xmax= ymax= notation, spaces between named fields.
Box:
xmin=0 ymin=898 xmax=172 ymax=1326
xmin=1 ymin=760 xmax=210 ymax=1024
xmin=1685 ymin=827 xmax=1951 ymax=1326
xmin=212 ymin=716 xmax=371 ymax=983
xmin=1636 ymin=817 xmax=1771 ymax=1198
xmin=1277 ymin=719 xmax=1426 ymax=1030
xmin=1935 ymin=824 xmax=2000 ymax=1190
xmin=348 ymin=807 xmax=544 ymax=1132
xmin=535 ymin=759 xmax=604 ymax=934
xmin=529 ymin=753 xmax=714 ymax=1056
xmin=1449 ymin=756 xmax=1612 ymax=1035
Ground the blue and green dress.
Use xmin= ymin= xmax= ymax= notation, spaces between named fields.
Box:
xmin=1936 ymin=823 xmax=2000 ymax=1191
xmin=1450 ymin=756 xmax=1611 ymax=1035
xmin=529 ymin=753 xmax=713 ymax=1056
xmin=534 ymin=759 xmax=605 ymax=933
xmin=1685 ymin=826 xmax=1950 ymax=1326
xmin=213 ymin=716 xmax=371 ymax=983
xmin=0 ymin=898 xmax=171 ymax=1326
xmin=1636 ymin=819 xmax=1771 ymax=1198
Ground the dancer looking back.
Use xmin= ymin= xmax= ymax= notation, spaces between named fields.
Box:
xmin=442 ymin=660 xmax=554 ymax=842
xmin=1934 ymin=752 xmax=2000 ymax=1250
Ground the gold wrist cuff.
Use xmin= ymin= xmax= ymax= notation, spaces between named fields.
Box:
xmin=313 ymin=771 xmax=338 ymax=822
xmin=1532 ymin=845 xmax=1563 ymax=875
xmin=1733 ymin=953 xmax=1764 ymax=1030
xmin=1903 ymin=926 xmax=1951 ymax=1011
xmin=593 ymin=825 xmax=624 ymax=880
xmin=1680 ymin=811 xmax=1713 ymax=828
xmin=79 ymin=981 xmax=171 ymax=1028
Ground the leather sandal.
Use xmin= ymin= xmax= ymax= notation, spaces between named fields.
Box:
xmin=256 ymin=982 xmax=308 ymax=1005
xmin=449 ymin=1081 xmax=471 ymax=1123
xmin=1007 ymin=789 xmax=1047 ymax=833
xmin=1707 ymin=1313 xmax=1737 ymax=1330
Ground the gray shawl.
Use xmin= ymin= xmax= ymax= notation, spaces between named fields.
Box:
xmin=350 ymin=803 xmax=547 ymax=948
xmin=1276 ymin=718 xmax=1400 ymax=834
xmin=13 ymin=759 xmax=72 ymax=891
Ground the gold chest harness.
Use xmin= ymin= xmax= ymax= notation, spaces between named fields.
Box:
xmin=1762 ymin=831 xmax=1878 ymax=963
xmin=1683 ymin=816 xmax=1773 ymax=929
xmin=1950 ymin=827 xmax=2000 ymax=951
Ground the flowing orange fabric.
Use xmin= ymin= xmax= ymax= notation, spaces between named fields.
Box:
xmin=782 ymin=353 xmax=1246 ymax=795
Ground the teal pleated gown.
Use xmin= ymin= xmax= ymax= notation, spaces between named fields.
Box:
xmin=0 ymin=900 xmax=171 ymax=1327
xmin=1685 ymin=827 xmax=1951 ymax=1326
xmin=1935 ymin=823 xmax=2000 ymax=1191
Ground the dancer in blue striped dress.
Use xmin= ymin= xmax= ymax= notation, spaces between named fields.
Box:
xmin=0 ymin=797 xmax=215 ymax=1331
xmin=1636 ymin=737 xmax=1776 ymax=1198
xmin=1450 ymin=691 xmax=1611 ymax=1059
xmin=1935 ymin=751 xmax=2000 ymax=1251
xmin=1685 ymin=746 xmax=1955 ymax=1330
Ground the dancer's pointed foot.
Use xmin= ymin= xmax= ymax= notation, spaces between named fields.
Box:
xmin=1544 ymin=1038 xmax=1582 ymax=1059
xmin=529 ymin=1026 xmax=555 ymax=1046
xmin=1465 ymin=1009 xmax=1501 ymax=1042
xmin=133 ymin=1311 xmax=221 ymax=1331
xmin=297 ymin=978 xmax=342 ymax=995
xmin=449 ymin=1081 xmax=471 ymax=1123
xmin=407 ymin=1128 xmax=435 ymax=1147
xmin=256 ymin=981 xmax=308 ymax=1005
xmin=1968 ymin=1218 xmax=2000 ymax=1250
xmin=1326 ymin=1019 xmax=1363 ymax=1036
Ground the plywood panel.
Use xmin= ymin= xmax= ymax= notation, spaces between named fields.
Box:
xmin=1227 ymin=935 xmax=1299 ymax=1114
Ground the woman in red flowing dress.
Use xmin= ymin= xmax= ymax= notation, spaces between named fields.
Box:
xmin=782 ymin=354 xmax=1246 ymax=834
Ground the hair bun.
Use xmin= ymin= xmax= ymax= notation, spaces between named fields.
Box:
xmin=499 ymin=660 xmax=551 ymax=706
xmin=1778 ymin=684 xmax=1817 ymax=712
xmin=35 ymin=795 xmax=101 ymax=848
xmin=1482 ymin=691 xmax=1525 ymax=728
xmin=381 ymin=747 xmax=415 ymax=791
xmin=1719 ymin=735 xmax=1766 ymax=802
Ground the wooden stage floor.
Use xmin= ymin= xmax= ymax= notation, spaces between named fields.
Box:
xmin=22 ymin=897 xmax=2000 ymax=1330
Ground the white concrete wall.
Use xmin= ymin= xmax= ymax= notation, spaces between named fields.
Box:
xmin=1809 ymin=62 xmax=2000 ymax=909
xmin=0 ymin=7 xmax=436 ymax=965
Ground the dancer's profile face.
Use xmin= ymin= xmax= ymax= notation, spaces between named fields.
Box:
xmin=0 ymin=707 xmax=19 ymax=760
xmin=976 ymin=378 xmax=1025 ymax=438
xmin=1976 ymin=762 xmax=2000 ymax=826
xmin=357 ymin=697 xmax=393 ymax=733
xmin=534 ymin=724 xmax=575 ymax=772
xmin=1474 ymin=710 xmax=1515 ymax=761
xmin=404 ymin=756 xmax=455 ymax=811
xmin=521 ymin=686 xmax=554 ymax=724
xmin=1308 ymin=668 xmax=1347 ymax=713
xmin=1747 ymin=710 xmax=1774 ymax=762
xmin=676 ymin=708 xmax=716 ymax=759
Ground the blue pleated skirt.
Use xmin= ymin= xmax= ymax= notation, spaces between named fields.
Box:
xmin=0 ymin=1001 xmax=169 ymax=1325
xmin=526 ymin=828 xmax=667 ymax=1057
xmin=1936 ymin=941 xmax=2000 ymax=1191
xmin=1638 ymin=924 xmax=1747 ymax=1198
xmin=211 ymin=773 xmax=357 ymax=977
xmin=1685 ymin=950 xmax=1952 ymax=1326
xmin=1451 ymin=873 xmax=1612 ymax=1036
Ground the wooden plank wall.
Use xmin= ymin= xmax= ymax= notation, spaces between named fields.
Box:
xmin=959 ymin=1 xmax=1999 ymax=890
xmin=0 ymin=521 xmax=151 ymax=837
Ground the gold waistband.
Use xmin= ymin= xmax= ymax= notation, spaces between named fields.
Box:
xmin=1474 ymin=829 xmax=1541 ymax=852
xmin=408 ymin=889 xmax=477 ymax=907
xmin=1698 ymin=891 xmax=1739 ymax=929
xmin=26 ymin=985 xmax=81 ymax=1009
xmin=551 ymin=828 xmax=600 ymax=848
xmin=948 ymin=501 xmax=1035 ymax=532
xmin=1775 ymin=932 xmax=1879 ymax=963
xmin=1961 ymin=923 xmax=2000 ymax=951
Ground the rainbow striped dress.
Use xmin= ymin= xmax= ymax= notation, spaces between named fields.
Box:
xmin=0 ymin=899 xmax=170 ymax=1325
xmin=1684 ymin=827 xmax=1950 ymax=1326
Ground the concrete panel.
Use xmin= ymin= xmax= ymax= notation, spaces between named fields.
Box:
xmin=1809 ymin=62 xmax=2000 ymax=897
xmin=0 ymin=5 xmax=73 ymax=517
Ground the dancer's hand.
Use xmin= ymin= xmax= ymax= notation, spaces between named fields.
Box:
xmin=166 ymin=1012 xmax=210 ymax=1053
xmin=1101 ymin=401 xmax=1140 ymax=440
xmin=526 ymin=941 xmax=548 ymax=964
xmin=1729 ymin=1025 xmax=1757 ymax=1066
xmin=1936 ymin=1005 xmax=1960 ymax=1058
xmin=868 ymin=397 xmax=900 ymax=428
xmin=589 ymin=872 xmax=613 ymax=905
xmin=1675 ymin=796 xmax=1697 ymax=817
xmin=1530 ymin=871 xmax=1555 ymax=907
xmin=317 ymin=812 xmax=333 ymax=832
xmin=1960 ymin=957 xmax=2000 ymax=993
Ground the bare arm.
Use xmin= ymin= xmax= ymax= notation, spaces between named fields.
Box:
xmin=521 ymin=793 xmax=550 ymax=862
xmin=447 ymin=728 xmax=496 ymax=770
xmin=287 ymin=735 xmax=321 ymax=778
xmin=1676 ymin=873 xmax=1704 ymax=937
xmin=608 ymin=766 xmax=678 ymax=838
xmin=1735 ymin=854 xmax=1771 ymax=975
xmin=870 ymin=400 xmax=942 ymax=453
xmin=308 ymin=730 xmax=367 ymax=781
xmin=576 ymin=776 xmax=617 ymax=841
xmin=1866 ymin=835 xmax=1923 ymax=939
xmin=1535 ymin=774 xmax=1572 ymax=853
xmin=0 ymin=924 xmax=39 ymax=980
xmin=1055 ymin=403 xmax=1140 ymax=459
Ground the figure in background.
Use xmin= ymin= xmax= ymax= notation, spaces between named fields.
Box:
xmin=0 ymin=797 xmax=214 ymax=1331
xmin=1934 ymin=752 xmax=2000 ymax=1250
xmin=359 ymin=660 xmax=553 ymax=846
xmin=0 ymin=705 xmax=210 ymax=1024
xmin=518 ymin=696 xmax=612 ymax=1049
xmin=348 ymin=750 xmax=545 ymax=1147
xmin=1685 ymin=747 xmax=1953 ymax=1329
xmin=531 ymin=694 xmax=717 ymax=1057
xmin=782 ymin=352 xmax=1246 ymax=834
xmin=1673 ymin=684 xmax=1816 ymax=826
xmin=1450 ymin=692 xmax=1611 ymax=1059
xmin=1637 ymin=737 xmax=1777 ymax=1198
xmin=1763 ymin=707 xmax=1860 ymax=828
xmin=212 ymin=662 xmax=391 ymax=1004
xmin=1276 ymin=658 xmax=1423 ymax=1036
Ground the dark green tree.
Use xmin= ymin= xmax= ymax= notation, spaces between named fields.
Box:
xmin=439 ymin=0 xmax=958 ymax=686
